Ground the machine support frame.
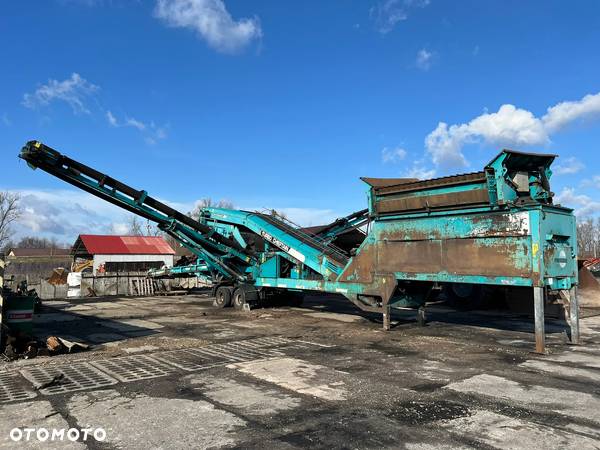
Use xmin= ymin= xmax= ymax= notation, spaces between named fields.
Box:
xmin=569 ymin=286 xmax=580 ymax=345
xmin=534 ymin=287 xmax=546 ymax=354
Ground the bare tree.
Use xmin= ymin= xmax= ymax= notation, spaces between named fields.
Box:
xmin=15 ymin=236 xmax=62 ymax=249
xmin=145 ymin=219 xmax=162 ymax=236
xmin=128 ymin=215 xmax=143 ymax=236
xmin=188 ymin=198 xmax=234 ymax=219
xmin=0 ymin=192 xmax=21 ymax=250
xmin=577 ymin=217 xmax=600 ymax=258
xmin=1 ymin=239 xmax=16 ymax=253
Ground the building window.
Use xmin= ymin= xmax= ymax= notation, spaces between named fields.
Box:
xmin=104 ymin=261 xmax=164 ymax=273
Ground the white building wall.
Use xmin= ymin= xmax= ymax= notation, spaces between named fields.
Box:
xmin=92 ymin=254 xmax=174 ymax=274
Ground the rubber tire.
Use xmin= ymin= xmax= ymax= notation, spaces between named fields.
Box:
xmin=287 ymin=291 xmax=304 ymax=307
xmin=214 ymin=286 xmax=232 ymax=308
xmin=444 ymin=283 xmax=483 ymax=309
xmin=232 ymin=288 xmax=246 ymax=309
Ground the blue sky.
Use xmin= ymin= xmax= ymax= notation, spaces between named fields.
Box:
xmin=1 ymin=0 xmax=599 ymax=244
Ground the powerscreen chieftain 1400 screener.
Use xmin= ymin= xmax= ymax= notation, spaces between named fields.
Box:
xmin=19 ymin=140 xmax=580 ymax=353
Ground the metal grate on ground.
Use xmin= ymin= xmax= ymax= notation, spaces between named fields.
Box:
xmin=96 ymin=336 xmax=319 ymax=374
xmin=246 ymin=336 xmax=294 ymax=347
xmin=193 ymin=343 xmax=282 ymax=361
xmin=90 ymin=355 xmax=176 ymax=382
xmin=152 ymin=338 xmax=288 ymax=372
xmin=0 ymin=372 xmax=37 ymax=403
xmin=20 ymin=362 xmax=118 ymax=395
xmin=10 ymin=336 xmax=329 ymax=396
xmin=152 ymin=349 xmax=226 ymax=371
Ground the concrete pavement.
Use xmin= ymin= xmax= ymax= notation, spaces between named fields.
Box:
xmin=1 ymin=292 xmax=599 ymax=449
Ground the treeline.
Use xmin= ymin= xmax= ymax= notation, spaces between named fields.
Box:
xmin=578 ymin=217 xmax=600 ymax=258
xmin=1 ymin=236 xmax=70 ymax=252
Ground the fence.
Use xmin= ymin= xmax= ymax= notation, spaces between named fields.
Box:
xmin=79 ymin=272 xmax=206 ymax=298
xmin=79 ymin=272 xmax=156 ymax=297
xmin=13 ymin=272 xmax=205 ymax=300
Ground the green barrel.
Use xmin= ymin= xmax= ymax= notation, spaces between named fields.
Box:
xmin=1 ymin=294 xmax=35 ymax=334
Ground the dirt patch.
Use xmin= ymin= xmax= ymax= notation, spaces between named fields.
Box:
xmin=388 ymin=400 xmax=471 ymax=425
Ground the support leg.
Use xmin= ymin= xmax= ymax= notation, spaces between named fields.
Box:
xmin=417 ymin=307 xmax=427 ymax=327
xmin=569 ymin=287 xmax=580 ymax=345
xmin=382 ymin=304 xmax=391 ymax=331
xmin=534 ymin=287 xmax=546 ymax=354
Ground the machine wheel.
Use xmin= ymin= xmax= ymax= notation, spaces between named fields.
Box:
xmin=444 ymin=283 xmax=483 ymax=308
xmin=214 ymin=286 xmax=232 ymax=308
xmin=286 ymin=291 xmax=304 ymax=307
xmin=232 ymin=288 xmax=246 ymax=309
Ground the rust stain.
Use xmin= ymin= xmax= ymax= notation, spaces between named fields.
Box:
xmin=341 ymin=234 xmax=533 ymax=282
xmin=442 ymin=238 xmax=531 ymax=277
xmin=378 ymin=227 xmax=442 ymax=242
xmin=375 ymin=189 xmax=489 ymax=215
xmin=338 ymin=243 xmax=376 ymax=283
xmin=376 ymin=240 xmax=443 ymax=274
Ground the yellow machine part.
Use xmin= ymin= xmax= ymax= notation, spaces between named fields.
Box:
xmin=72 ymin=259 xmax=93 ymax=273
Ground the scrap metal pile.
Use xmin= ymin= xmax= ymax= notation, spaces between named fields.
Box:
xmin=19 ymin=140 xmax=581 ymax=352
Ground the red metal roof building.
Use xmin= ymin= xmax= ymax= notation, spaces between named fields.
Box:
xmin=72 ymin=235 xmax=175 ymax=256
xmin=72 ymin=235 xmax=175 ymax=275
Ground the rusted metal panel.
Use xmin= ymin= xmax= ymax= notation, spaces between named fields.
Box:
xmin=360 ymin=177 xmax=418 ymax=188
xmin=375 ymin=211 xmax=531 ymax=241
xmin=374 ymin=171 xmax=486 ymax=196
xmin=370 ymin=237 xmax=531 ymax=278
xmin=468 ymin=212 xmax=530 ymax=237
xmin=376 ymin=240 xmax=443 ymax=274
xmin=338 ymin=243 xmax=376 ymax=283
xmin=375 ymin=188 xmax=490 ymax=214
xmin=441 ymin=238 xmax=531 ymax=277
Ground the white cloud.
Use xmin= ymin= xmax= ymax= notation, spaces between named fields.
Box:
xmin=154 ymin=0 xmax=262 ymax=54
xmin=110 ymin=222 xmax=130 ymax=235
xmin=555 ymin=187 xmax=600 ymax=217
xmin=1 ymin=113 xmax=11 ymax=126
xmin=554 ymin=156 xmax=584 ymax=175
xmin=424 ymin=122 xmax=470 ymax=168
xmin=106 ymin=110 xmax=118 ymax=126
xmin=542 ymin=92 xmax=600 ymax=133
xmin=180 ymin=199 xmax=343 ymax=227
xmin=106 ymin=111 xmax=168 ymax=144
xmin=3 ymin=187 xmax=345 ymax=244
xmin=144 ymin=122 xmax=169 ymax=145
xmin=23 ymin=76 xmax=169 ymax=142
xmin=125 ymin=117 xmax=146 ymax=131
xmin=5 ymin=188 xmax=133 ymax=244
xmin=416 ymin=48 xmax=433 ymax=70
xmin=22 ymin=73 xmax=99 ymax=114
xmin=370 ymin=0 xmax=430 ymax=34
xmin=425 ymin=92 xmax=600 ymax=169
xmin=381 ymin=146 xmax=407 ymax=163
xmin=265 ymin=207 xmax=339 ymax=227
xmin=580 ymin=175 xmax=600 ymax=188
xmin=403 ymin=161 xmax=436 ymax=179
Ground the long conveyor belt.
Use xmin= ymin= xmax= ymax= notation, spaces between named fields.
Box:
xmin=255 ymin=213 xmax=350 ymax=267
